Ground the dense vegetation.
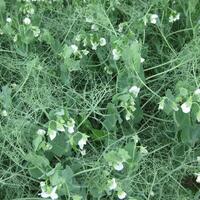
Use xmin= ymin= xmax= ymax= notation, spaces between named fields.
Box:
xmin=0 ymin=0 xmax=200 ymax=199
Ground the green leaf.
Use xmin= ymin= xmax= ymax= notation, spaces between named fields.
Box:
xmin=0 ymin=0 xmax=6 ymax=13
xmin=25 ymin=153 xmax=51 ymax=178
xmin=0 ymin=85 xmax=12 ymax=110
xmin=103 ymin=103 xmax=119 ymax=132
xmin=50 ymin=134 xmax=69 ymax=157
xmin=33 ymin=135 xmax=43 ymax=152
xmin=122 ymin=41 xmax=144 ymax=81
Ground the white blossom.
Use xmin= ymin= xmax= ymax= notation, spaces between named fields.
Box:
xmin=158 ymin=98 xmax=165 ymax=110
xmin=23 ymin=17 xmax=31 ymax=25
xmin=37 ymin=129 xmax=46 ymax=136
xmin=140 ymin=57 xmax=145 ymax=63
xmin=194 ymin=88 xmax=200 ymax=96
xmin=196 ymin=174 xmax=200 ymax=183
xmin=39 ymin=182 xmax=58 ymax=200
xmin=32 ymin=26 xmax=40 ymax=37
xmin=99 ymin=37 xmax=106 ymax=46
xmin=82 ymin=49 xmax=89 ymax=55
xmin=1 ymin=110 xmax=8 ymax=117
xmin=114 ymin=162 xmax=124 ymax=171
xmin=66 ymin=118 xmax=75 ymax=134
xmin=129 ymin=86 xmax=140 ymax=97
xmin=112 ymin=49 xmax=121 ymax=61
xmin=181 ymin=101 xmax=192 ymax=113
xmin=108 ymin=178 xmax=117 ymax=191
xmin=91 ymin=24 xmax=99 ymax=31
xmin=150 ymin=14 xmax=158 ymax=24
xmin=91 ymin=41 xmax=99 ymax=50
xmin=6 ymin=17 xmax=12 ymax=23
xmin=71 ymin=44 xmax=78 ymax=54
xmin=48 ymin=129 xmax=57 ymax=140
xmin=118 ymin=23 xmax=124 ymax=32
xmin=78 ymin=135 xmax=88 ymax=150
xmin=125 ymin=111 xmax=131 ymax=121
xmin=117 ymin=191 xmax=127 ymax=199
xmin=169 ymin=13 xmax=180 ymax=23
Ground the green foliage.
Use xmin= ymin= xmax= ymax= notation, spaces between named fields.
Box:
xmin=1 ymin=0 xmax=200 ymax=200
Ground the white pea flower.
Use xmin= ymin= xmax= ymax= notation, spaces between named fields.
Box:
xmin=56 ymin=122 xmax=65 ymax=132
xmin=197 ymin=156 xmax=200 ymax=162
xmin=169 ymin=13 xmax=180 ymax=23
xmin=23 ymin=17 xmax=31 ymax=25
xmin=158 ymin=98 xmax=165 ymax=110
xmin=117 ymin=191 xmax=127 ymax=199
xmin=66 ymin=118 xmax=75 ymax=134
xmin=75 ymin=34 xmax=81 ymax=42
xmin=71 ymin=44 xmax=78 ymax=54
xmin=1 ymin=110 xmax=8 ymax=117
xmin=13 ymin=35 xmax=18 ymax=42
xmin=27 ymin=8 xmax=35 ymax=15
xmin=112 ymin=49 xmax=121 ymax=61
xmin=196 ymin=173 xmax=200 ymax=183
xmin=118 ymin=23 xmax=124 ymax=32
xmin=78 ymin=134 xmax=88 ymax=150
xmin=91 ymin=24 xmax=99 ymax=31
xmin=91 ymin=41 xmax=99 ymax=50
xmin=48 ymin=129 xmax=57 ymax=140
xmin=99 ymin=37 xmax=106 ymax=46
xmin=194 ymin=88 xmax=200 ymax=96
xmin=39 ymin=182 xmax=58 ymax=200
xmin=196 ymin=111 xmax=200 ymax=122
xmin=6 ymin=17 xmax=12 ymax=23
xmin=150 ymin=14 xmax=158 ymax=24
xmin=140 ymin=146 xmax=148 ymax=155
xmin=86 ymin=16 xmax=93 ymax=23
xmin=82 ymin=49 xmax=89 ymax=55
xmin=125 ymin=111 xmax=131 ymax=121
xmin=149 ymin=191 xmax=155 ymax=197
xmin=114 ymin=162 xmax=124 ymax=171
xmin=32 ymin=26 xmax=40 ymax=37
xmin=140 ymin=57 xmax=145 ymax=63
xmin=80 ymin=149 xmax=86 ymax=156
xmin=181 ymin=101 xmax=192 ymax=113
xmin=129 ymin=86 xmax=140 ymax=97
xmin=37 ymin=129 xmax=46 ymax=136
xmin=108 ymin=178 xmax=117 ymax=191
